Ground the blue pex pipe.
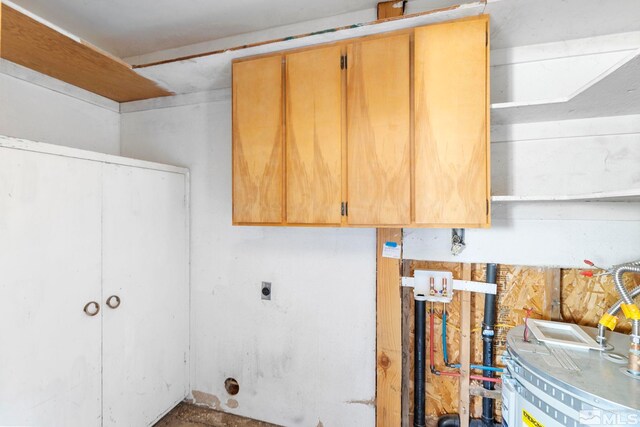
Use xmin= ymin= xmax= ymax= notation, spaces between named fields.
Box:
xmin=442 ymin=310 xmax=449 ymax=365
xmin=449 ymin=363 xmax=504 ymax=373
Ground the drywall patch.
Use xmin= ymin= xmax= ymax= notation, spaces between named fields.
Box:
xmin=192 ymin=390 xmax=222 ymax=410
xmin=346 ymin=397 xmax=376 ymax=406
xmin=226 ymin=398 xmax=239 ymax=409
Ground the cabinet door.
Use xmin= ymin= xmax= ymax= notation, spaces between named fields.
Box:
xmin=0 ymin=147 xmax=102 ymax=427
xmin=347 ymin=34 xmax=411 ymax=225
xmin=285 ymin=46 xmax=343 ymax=224
xmin=102 ymin=164 xmax=189 ymax=427
xmin=414 ymin=17 xmax=489 ymax=226
xmin=232 ymin=55 xmax=284 ymax=224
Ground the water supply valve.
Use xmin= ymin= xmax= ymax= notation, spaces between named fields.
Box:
xmin=414 ymin=270 xmax=454 ymax=302
xmin=402 ymin=269 xmax=497 ymax=302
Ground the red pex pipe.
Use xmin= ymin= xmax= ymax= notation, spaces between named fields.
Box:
xmin=471 ymin=375 xmax=501 ymax=384
xmin=429 ymin=310 xmax=436 ymax=370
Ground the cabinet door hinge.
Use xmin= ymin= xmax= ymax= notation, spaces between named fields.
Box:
xmin=341 ymin=202 xmax=349 ymax=216
xmin=486 ymin=199 xmax=489 ymax=216
xmin=486 ymin=31 xmax=489 ymax=46
xmin=340 ymin=55 xmax=348 ymax=70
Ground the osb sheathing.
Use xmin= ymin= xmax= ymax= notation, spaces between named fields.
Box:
xmin=406 ymin=261 xmax=640 ymax=419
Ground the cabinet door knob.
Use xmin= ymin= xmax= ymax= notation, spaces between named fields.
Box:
xmin=106 ymin=295 xmax=121 ymax=309
xmin=83 ymin=301 xmax=100 ymax=316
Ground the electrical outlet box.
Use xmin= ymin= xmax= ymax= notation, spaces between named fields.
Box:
xmin=413 ymin=270 xmax=453 ymax=303
xmin=261 ymin=282 xmax=271 ymax=300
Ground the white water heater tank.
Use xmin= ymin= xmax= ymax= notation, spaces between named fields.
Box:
xmin=502 ymin=325 xmax=640 ymax=427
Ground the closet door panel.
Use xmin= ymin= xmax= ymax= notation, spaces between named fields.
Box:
xmin=0 ymin=147 xmax=102 ymax=427
xmin=102 ymin=164 xmax=189 ymax=427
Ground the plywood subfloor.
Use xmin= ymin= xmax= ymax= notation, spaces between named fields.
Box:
xmin=155 ymin=403 xmax=280 ymax=427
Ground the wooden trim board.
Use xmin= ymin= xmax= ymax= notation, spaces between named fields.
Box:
xmin=0 ymin=2 xmax=171 ymax=102
xmin=0 ymin=134 xmax=188 ymax=175
xmin=377 ymin=228 xmax=403 ymax=427
xmin=544 ymin=268 xmax=562 ymax=321
xmin=458 ymin=264 xmax=472 ymax=427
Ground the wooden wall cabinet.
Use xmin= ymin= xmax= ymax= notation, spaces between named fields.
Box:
xmin=232 ymin=15 xmax=490 ymax=228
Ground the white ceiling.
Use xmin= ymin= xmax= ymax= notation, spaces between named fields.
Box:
xmin=9 ymin=0 xmax=388 ymax=58
xmin=11 ymin=0 xmax=640 ymax=61
xmin=486 ymin=0 xmax=640 ymax=50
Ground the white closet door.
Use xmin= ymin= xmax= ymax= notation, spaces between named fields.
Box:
xmin=102 ymin=163 xmax=189 ymax=427
xmin=0 ymin=148 xmax=103 ymax=427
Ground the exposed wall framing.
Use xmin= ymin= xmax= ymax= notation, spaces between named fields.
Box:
xmin=399 ymin=260 xmax=640 ymax=422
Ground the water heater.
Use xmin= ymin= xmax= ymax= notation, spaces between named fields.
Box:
xmin=502 ymin=325 xmax=640 ymax=426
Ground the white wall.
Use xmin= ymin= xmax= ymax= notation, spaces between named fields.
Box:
xmin=120 ymin=100 xmax=376 ymax=427
xmin=0 ymin=61 xmax=120 ymax=155
xmin=405 ymin=115 xmax=640 ymax=268
xmin=117 ymin=29 xmax=640 ymax=426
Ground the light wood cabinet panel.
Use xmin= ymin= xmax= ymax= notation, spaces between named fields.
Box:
xmin=414 ymin=17 xmax=490 ymax=227
xmin=232 ymin=55 xmax=284 ymax=224
xmin=346 ymin=34 xmax=411 ymax=225
xmin=285 ymin=46 xmax=343 ymax=224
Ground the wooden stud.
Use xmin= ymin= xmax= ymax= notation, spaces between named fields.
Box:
xmin=544 ymin=268 xmax=562 ymax=321
xmin=376 ymin=228 xmax=403 ymax=427
xmin=377 ymin=1 xmax=406 ymax=20
xmin=0 ymin=2 xmax=171 ymax=102
xmin=458 ymin=264 xmax=472 ymax=427
xmin=469 ymin=385 xmax=501 ymax=400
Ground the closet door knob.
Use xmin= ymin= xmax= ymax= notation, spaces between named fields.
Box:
xmin=106 ymin=295 xmax=121 ymax=309
xmin=83 ymin=301 xmax=100 ymax=316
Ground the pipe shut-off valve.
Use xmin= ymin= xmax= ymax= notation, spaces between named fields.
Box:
xmin=402 ymin=270 xmax=497 ymax=302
